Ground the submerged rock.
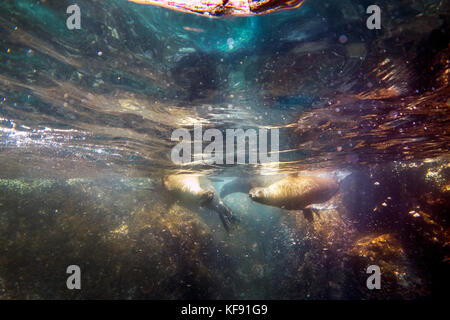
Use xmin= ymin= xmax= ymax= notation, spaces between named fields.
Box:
xmin=0 ymin=178 xmax=233 ymax=299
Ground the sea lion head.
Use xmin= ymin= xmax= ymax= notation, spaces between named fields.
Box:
xmin=199 ymin=190 xmax=214 ymax=205
xmin=249 ymin=187 xmax=268 ymax=205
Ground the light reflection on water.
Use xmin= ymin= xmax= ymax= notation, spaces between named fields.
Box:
xmin=0 ymin=0 xmax=449 ymax=178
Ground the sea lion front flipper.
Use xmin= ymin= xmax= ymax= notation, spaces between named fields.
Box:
xmin=211 ymin=199 xmax=232 ymax=232
xmin=217 ymin=208 xmax=231 ymax=233
xmin=302 ymin=208 xmax=314 ymax=222
xmin=218 ymin=198 xmax=240 ymax=224
xmin=207 ymin=197 xmax=237 ymax=232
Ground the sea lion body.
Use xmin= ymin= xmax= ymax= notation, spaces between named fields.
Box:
xmin=163 ymin=174 xmax=213 ymax=205
xmin=163 ymin=174 xmax=235 ymax=231
xmin=249 ymin=175 xmax=339 ymax=210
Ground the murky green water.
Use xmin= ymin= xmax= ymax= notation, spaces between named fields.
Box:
xmin=0 ymin=0 xmax=449 ymax=299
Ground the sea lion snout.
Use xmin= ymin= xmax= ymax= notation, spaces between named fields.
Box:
xmin=249 ymin=188 xmax=264 ymax=201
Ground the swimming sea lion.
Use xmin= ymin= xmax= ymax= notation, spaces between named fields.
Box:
xmin=163 ymin=174 xmax=236 ymax=231
xmin=248 ymin=175 xmax=339 ymax=211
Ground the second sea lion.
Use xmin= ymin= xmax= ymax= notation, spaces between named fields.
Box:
xmin=248 ymin=175 xmax=339 ymax=211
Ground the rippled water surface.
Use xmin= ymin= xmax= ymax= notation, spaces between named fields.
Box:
xmin=0 ymin=0 xmax=449 ymax=299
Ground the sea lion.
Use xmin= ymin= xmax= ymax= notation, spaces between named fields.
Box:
xmin=248 ymin=175 xmax=339 ymax=212
xmin=163 ymin=174 xmax=236 ymax=231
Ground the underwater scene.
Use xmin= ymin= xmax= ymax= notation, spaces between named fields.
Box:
xmin=0 ymin=0 xmax=449 ymax=300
